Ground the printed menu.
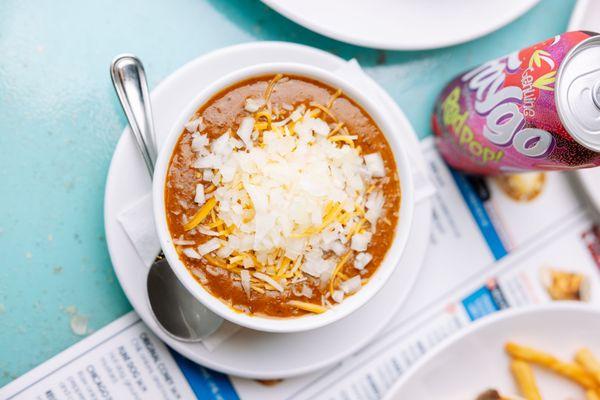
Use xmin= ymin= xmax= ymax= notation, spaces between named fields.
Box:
xmin=2 ymin=137 xmax=599 ymax=400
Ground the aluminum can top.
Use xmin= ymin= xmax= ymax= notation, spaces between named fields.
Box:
xmin=556 ymin=35 xmax=600 ymax=151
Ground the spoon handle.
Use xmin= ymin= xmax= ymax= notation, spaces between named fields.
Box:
xmin=110 ymin=54 xmax=158 ymax=176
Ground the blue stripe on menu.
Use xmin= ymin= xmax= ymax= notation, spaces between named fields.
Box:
xmin=449 ymin=169 xmax=508 ymax=260
xmin=170 ymin=349 xmax=241 ymax=400
xmin=462 ymin=285 xmax=500 ymax=321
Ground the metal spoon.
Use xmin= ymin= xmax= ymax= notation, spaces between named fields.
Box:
xmin=110 ymin=54 xmax=223 ymax=341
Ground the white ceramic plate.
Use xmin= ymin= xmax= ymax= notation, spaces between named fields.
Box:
xmin=104 ymin=42 xmax=432 ymax=379
xmin=260 ymin=0 xmax=540 ymax=50
xmin=569 ymin=0 xmax=600 ymax=215
xmin=384 ymin=303 xmax=600 ymax=399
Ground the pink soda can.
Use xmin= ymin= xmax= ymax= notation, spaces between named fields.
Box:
xmin=432 ymin=31 xmax=600 ymax=175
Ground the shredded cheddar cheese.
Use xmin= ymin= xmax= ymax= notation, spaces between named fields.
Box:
xmin=309 ymin=102 xmax=337 ymax=121
xmin=264 ymin=73 xmax=283 ymax=102
xmin=287 ymin=300 xmax=327 ymax=314
xmin=184 ymin=197 xmax=217 ymax=231
xmin=329 ymin=252 xmax=352 ymax=295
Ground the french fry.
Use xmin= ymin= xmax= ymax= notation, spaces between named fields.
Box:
xmin=586 ymin=390 xmax=600 ymax=400
xmin=576 ymin=348 xmax=600 ymax=385
xmin=505 ymin=342 xmax=596 ymax=389
xmin=510 ymin=360 xmax=542 ymax=400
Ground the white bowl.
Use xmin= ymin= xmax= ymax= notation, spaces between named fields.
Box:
xmin=153 ymin=62 xmax=415 ymax=333
xmin=384 ymin=303 xmax=600 ymax=399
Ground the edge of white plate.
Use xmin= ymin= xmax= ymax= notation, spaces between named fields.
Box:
xmin=382 ymin=302 xmax=599 ymax=399
xmin=260 ymin=0 xmax=540 ymax=50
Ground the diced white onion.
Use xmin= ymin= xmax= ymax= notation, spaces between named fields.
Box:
xmin=242 ymin=256 xmax=254 ymax=269
xmin=192 ymin=267 xmax=208 ymax=284
xmin=236 ymin=117 xmax=254 ymax=149
xmin=354 ymin=252 xmax=373 ymax=270
xmin=206 ymin=265 xmax=222 ymax=276
xmin=185 ymin=117 xmax=204 ymax=133
xmin=340 ymin=276 xmax=361 ymax=294
xmin=216 ymin=244 xmax=234 ymax=258
xmin=197 ymin=238 xmax=221 ymax=255
xmin=351 ymin=232 xmax=372 ymax=252
xmin=240 ymin=270 xmax=251 ymax=297
xmin=191 ymin=132 xmax=209 ymax=151
xmin=332 ymin=290 xmax=344 ymax=303
xmin=331 ymin=241 xmax=346 ymax=257
xmin=182 ymin=247 xmax=202 ymax=259
xmin=300 ymin=285 xmax=313 ymax=298
xmin=364 ymin=153 xmax=385 ymax=177
xmin=173 ymin=239 xmax=195 ymax=245
xmin=302 ymin=255 xmax=335 ymax=278
xmin=365 ymin=191 xmax=384 ymax=227
xmin=203 ymin=169 xmax=214 ymax=182
xmin=194 ymin=184 xmax=205 ymax=205
xmin=197 ymin=226 xmax=220 ymax=236
xmin=244 ymin=97 xmax=265 ymax=112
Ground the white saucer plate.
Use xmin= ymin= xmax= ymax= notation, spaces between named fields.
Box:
xmin=384 ymin=303 xmax=600 ymax=399
xmin=261 ymin=0 xmax=540 ymax=50
xmin=104 ymin=42 xmax=432 ymax=379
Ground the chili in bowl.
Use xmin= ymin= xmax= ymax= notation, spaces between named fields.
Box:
xmin=153 ymin=63 xmax=414 ymax=333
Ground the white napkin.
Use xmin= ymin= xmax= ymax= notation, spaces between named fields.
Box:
xmin=118 ymin=193 xmax=160 ymax=267
xmin=117 ymin=60 xmax=435 ymax=351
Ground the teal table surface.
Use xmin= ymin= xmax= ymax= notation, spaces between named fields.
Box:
xmin=0 ymin=0 xmax=577 ymax=386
